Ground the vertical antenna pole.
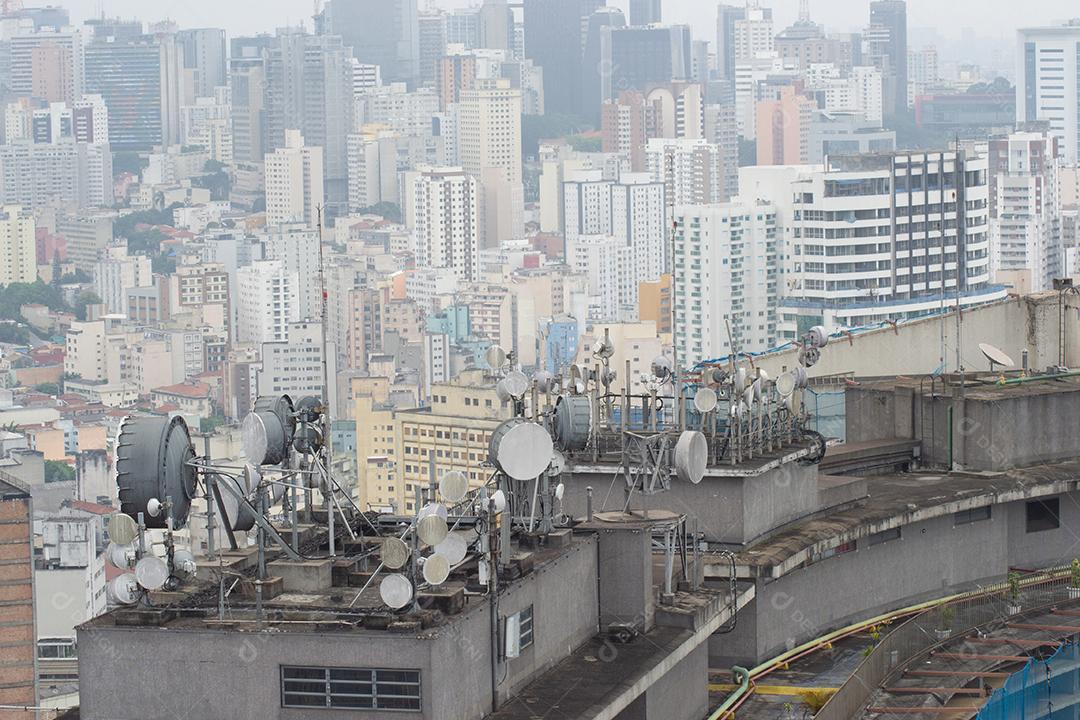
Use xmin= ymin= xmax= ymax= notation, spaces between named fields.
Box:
xmin=203 ymin=434 xmax=215 ymax=560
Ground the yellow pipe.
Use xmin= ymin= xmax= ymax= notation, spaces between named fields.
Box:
xmin=705 ymin=565 xmax=1071 ymax=720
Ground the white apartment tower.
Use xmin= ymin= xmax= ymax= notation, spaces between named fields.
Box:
xmin=989 ymin=130 xmax=1063 ymax=292
xmin=0 ymin=205 xmax=35 ymax=286
xmin=264 ymin=129 xmax=325 ymax=229
xmin=409 ymin=167 xmax=481 ymax=283
xmin=741 ymin=151 xmax=1006 ymax=338
xmin=236 ymin=260 xmax=301 ymax=345
xmin=257 ymin=321 xmax=338 ymax=415
xmin=733 ymin=2 xmax=774 ymax=64
xmin=1016 ymin=22 xmax=1080 ymax=164
xmin=672 ymin=202 xmax=780 ymax=363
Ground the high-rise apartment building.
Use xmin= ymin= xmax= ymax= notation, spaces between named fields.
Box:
xmin=601 ymin=91 xmax=647 ymax=171
xmin=1015 ymin=22 xmax=1080 ymax=165
xmin=257 ymin=321 xmax=338 ymax=415
xmin=733 ymin=2 xmax=774 ymax=64
xmin=229 ymin=35 xmax=271 ymax=165
xmin=755 ymin=85 xmax=815 ymax=165
xmin=716 ymin=3 xmax=747 ymax=84
xmin=264 ymin=129 xmax=324 ymax=229
xmin=236 ymin=259 xmax=300 ymax=345
xmin=741 ymin=151 xmax=1005 ymax=337
xmin=0 ymin=476 xmax=35 ymax=714
xmin=408 ymin=167 xmax=481 ymax=283
xmin=645 ymin=137 xmax=728 ymax=208
xmin=417 ymin=10 xmax=447 ymax=88
xmin=628 ymin=0 xmax=662 ymax=26
xmin=9 ymin=27 xmax=84 ymax=103
xmin=0 ymin=140 xmax=112 ymax=211
xmin=0 ymin=205 xmax=36 ymax=286
xmin=672 ymin=202 xmax=780 ymax=362
xmin=989 ymin=129 xmax=1063 ymax=292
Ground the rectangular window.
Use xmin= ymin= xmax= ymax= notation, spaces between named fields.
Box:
xmin=954 ymin=506 xmax=991 ymax=525
xmin=867 ymin=527 xmax=901 ymax=546
xmin=519 ymin=605 xmax=534 ymax=650
xmin=281 ymin=666 xmax=421 ymax=711
xmin=1026 ymin=498 xmax=1060 ymax=533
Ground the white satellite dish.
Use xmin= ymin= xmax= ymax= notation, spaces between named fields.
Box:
xmin=379 ymin=574 xmax=413 ymax=610
xmin=784 ymin=394 xmax=796 ymax=412
xmin=555 ymin=482 xmax=565 ymax=501
xmin=734 ymin=366 xmax=747 ymax=394
xmin=703 ymin=367 xmax=726 ymax=388
xmin=806 ymin=326 xmax=829 ymax=348
xmin=417 ymin=514 xmax=449 ymax=546
xmin=485 ymin=345 xmax=507 ymax=369
xmin=172 ymin=549 xmax=198 ymax=579
xmin=421 ymin=554 xmax=450 ymax=586
xmin=548 ymin=450 xmax=566 ymax=476
xmin=979 ymin=342 xmax=1014 ymax=370
xmin=775 ymin=372 xmax=796 ymax=397
xmin=793 ymin=365 xmax=809 ymax=389
xmin=108 ymin=513 xmax=139 ymax=546
xmin=106 ymin=542 xmax=136 ymax=569
xmin=693 ymin=387 xmax=718 ymax=413
xmin=757 ymin=368 xmax=770 ymax=384
xmin=438 ymin=470 xmax=469 ymax=504
xmin=434 ymin=533 xmax=468 ymax=565
xmin=107 ymin=573 xmax=140 ymax=605
xmin=381 ymin=537 xmax=410 ymax=570
xmin=146 ymin=498 xmax=162 ymax=518
xmin=134 ymin=555 xmax=169 ymax=591
xmin=497 ymin=370 xmax=530 ymax=401
xmin=489 ymin=489 xmax=507 ymax=514
xmin=489 ymin=419 xmax=554 ymax=480
xmin=651 ymin=356 xmax=673 ymax=381
xmin=751 ymin=378 xmax=763 ymax=402
xmin=418 ymin=503 xmax=449 ymax=521
xmin=674 ymin=431 xmax=708 ymax=485
xmin=533 ymin=371 xmax=555 ymax=393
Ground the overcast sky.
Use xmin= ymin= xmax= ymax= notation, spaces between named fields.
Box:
xmin=61 ymin=0 xmax=1080 ymax=44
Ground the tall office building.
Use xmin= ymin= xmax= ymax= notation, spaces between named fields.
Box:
xmin=478 ymin=0 xmax=514 ymax=52
xmin=0 ymin=205 xmax=35 ymax=286
xmin=264 ymin=129 xmax=324 ymax=229
xmin=264 ymin=31 xmax=354 ymax=214
xmin=257 ymin=321 xmax=338 ymax=415
xmin=599 ymin=25 xmax=692 ymax=105
xmin=755 ymin=85 xmax=815 ymax=165
xmin=229 ymin=35 xmax=272 ymax=165
xmin=523 ymin=0 xmax=603 ymax=118
xmin=628 ymin=0 xmax=662 ymax=26
xmin=176 ymin=28 xmax=227 ymax=98
xmin=869 ymin=0 xmax=907 ymax=118
xmin=1016 ymin=22 xmax=1080 ymax=165
xmin=741 ymin=151 xmax=1005 ymax=337
xmin=446 ymin=7 xmax=481 ymax=49
xmin=84 ymin=34 xmax=184 ymax=149
xmin=716 ymin=3 xmax=746 ymax=84
xmin=672 ymin=202 xmax=779 ymax=362
xmin=417 ymin=10 xmax=447 ymax=89
xmin=9 ymin=27 xmax=85 ymax=103
xmin=409 ymin=167 xmax=481 ymax=283
xmin=989 ymin=129 xmax=1063 ymax=292
xmin=581 ymin=7 xmax=626 ymax=124
xmin=236 ymin=259 xmax=300 ymax=345
xmin=322 ymin=0 xmax=420 ymax=86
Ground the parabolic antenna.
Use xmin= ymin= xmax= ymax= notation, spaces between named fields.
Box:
xmin=674 ymin=431 xmax=708 ymax=485
xmin=693 ymin=387 xmax=718 ymax=414
xmin=775 ymin=372 xmax=796 ymax=397
xmin=552 ymin=394 xmax=592 ymax=452
xmin=115 ymin=415 xmax=197 ymax=529
xmin=418 ymin=503 xmax=449 ymax=521
xmin=979 ymin=342 xmax=1014 ymax=370
xmin=107 ymin=513 xmax=139 ymax=545
xmin=489 ymin=419 xmax=554 ymax=480
xmin=241 ymin=411 xmax=289 ymax=466
xmin=806 ymin=325 xmax=830 ymax=349
xmin=734 ymin=366 xmax=747 ymax=394
xmin=548 ymin=450 xmax=566 ymax=476
xmin=651 ymin=356 xmax=673 ymax=381
xmin=422 ymin=554 xmax=450 ymax=586
xmin=106 ymin=542 xmax=135 ymax=569
xmin=438 ymin=470 xmax=469 ymax=503
xmin=434 ymin=533 xmax=468 ymax=565
xmin=172 ymin=549 xmax=198 ymax=579
xmin=379 ymin=574 xmax=413 ymax=610
xmin=381 ymin=537 xmax=410 ymax=570
xmin=496 ymin=370 xmax=530 ymax=402
xmin=417 ymin=514 xmax=449 ymax=546
xmin=134 ymin=555 xmax=170 ymax=591
xmin=107 ymin=573 xmax=140 ymax=605
xmin=793 ymin=365 xmax=809 ymax=389
xmin=533 ymin=371 xmax=554 ymax=393
xmin=485 ymin=345 xmax=507 ymax=369
xmin=703 ymin=367 xmax=727 ymax=388
xmin=213 ymin=474 xmax=256 ymax=532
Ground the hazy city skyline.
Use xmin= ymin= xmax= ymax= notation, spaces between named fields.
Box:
xmin=63 ymin=0 xmax=1077 ymax=41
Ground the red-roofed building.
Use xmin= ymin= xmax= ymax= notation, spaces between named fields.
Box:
xmin=150 ymin=381 xmax=213 ymax=423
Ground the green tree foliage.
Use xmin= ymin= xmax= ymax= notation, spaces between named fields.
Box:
xmin=34 ymin=382 xmax=60 ymax=395
xmin=73 ymin=290 xmax=102 ymax=322
xmin=0 ymin=323 xmax=31 ymax=344
xmin=356 ymin=202 xmax=403 ymax=223
xmin=521 ymin=113 xmax=592 ymax=157
xmin=0 ymin=281 xmax=67 ymax=321
xmin=44 ymin=460 xmax=75 ymax=484
xmin=567 ymin=135 xmax=602 ymax=152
